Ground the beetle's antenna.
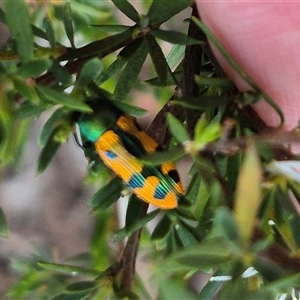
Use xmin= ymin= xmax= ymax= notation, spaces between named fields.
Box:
xmin=74 ymin=123 xmax=84 ymax=148
xmin=73 ymin=133 xmax=84 ymax=148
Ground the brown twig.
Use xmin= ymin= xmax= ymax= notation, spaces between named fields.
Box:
xmin=202 ymin=126 xmax=298 ymax=160
xmin=36 ymin=32 xmax=138 ymax=87
xmin=146 ymin=99 xmax=183 ymax=147
xmin=120 ymin=203 xmax=149 ymax=291
xmin=147 ymin=5 xmax=204 ymax=145
xmin=181 ymin=5 xmax=204 ymax=135
xmin=120 ymin=229 xmax=142 ymax=291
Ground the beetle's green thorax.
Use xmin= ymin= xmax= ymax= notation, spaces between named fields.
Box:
xmin=78 ymin=105 xmax=120 ymax=143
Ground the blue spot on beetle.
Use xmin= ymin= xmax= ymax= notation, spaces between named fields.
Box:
xmin=154 ymin=185 xmax=167 ymax=200
xmin=128 ymin=173 xmax=145 ymax=189
xmin=105 ymin=151 xmax=117 ymax=159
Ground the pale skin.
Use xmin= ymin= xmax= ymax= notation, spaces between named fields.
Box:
xmin=195 ymin=2 xmax=300 ymax=130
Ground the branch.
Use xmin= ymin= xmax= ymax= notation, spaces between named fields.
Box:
xmin=147 ymin=5 xmax=203 ymax=145
xmin=202 ymin=123 xmax=297 ymax=160
xmin=120 ymin=203 xmax=149 ymax=291
xmin=181 ymin=5 xmax=204 ymax=135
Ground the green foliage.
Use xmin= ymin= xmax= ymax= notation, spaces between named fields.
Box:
xmin=88 ymin=177 xmax=123 ymax=211
xmin=113 ymin=39 xmax=148 ymax=101
xmin=167 ymin=113 xmax=190 ymax=143
xmin=4 ymin=0 xmax=34 ymax=63
xmin=1 ymin=0 xmax=300 ymax=299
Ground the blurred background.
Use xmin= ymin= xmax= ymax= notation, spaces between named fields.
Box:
xmin=0 ymin=115 xmax=94 ymax=295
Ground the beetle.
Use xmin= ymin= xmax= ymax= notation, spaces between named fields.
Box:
xmin=77 ymin=97 xmax=183 ymax=209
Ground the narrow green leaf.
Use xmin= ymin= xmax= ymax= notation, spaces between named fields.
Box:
xmin=193 ymin=119 xmax=221 ymax=150
xmin=175 ymin=207 xmax=197 ymax=221
xmin=194 ymin=156 xmax=217 ymax=179
xmin=145 ymin=71 xmax=181 ymax=86
xmin=51 ymin=291 xmax=90 ymax=300
xmin=77 ymin=58 xmax=103 ymax=88
xmin=185 ymin=171 xmax=201 ymax=206
xmin=148 ymin=0 xmax=193 ymax=24
xmin=62 ymin=2 xmax=75 ymax=48
xmin=166 ymin=44 xmax=186 ymax=69
xmin=218 ymin=277 xmax=250 ymax=300
xmin=209 ymin=207 xmax=240 ymax=243
xmin=125 ymin=194 xmax=146 ymax=231
xmin=90 ymin=24 xmax=130 ymax=33
xmin=129 ymin=209 xmax=159 ymax=234
xmin=88 ymin=177 xmax=123 ymax=211
xmin=12 ymin=78 xmax=39 ymax=104
xmin=112 ymin=100 xmax=147 ymax=116
xmin=195 ymin=75 xmax=234 ymax=88
xmin=18 ymin=59 xmax=52 ymax=78
xmin=37 ymin=130 xmax=61 ymax=174
xmin=191 ymin=176 xmax=210 ymax=219
xmin=66 ymin=281 xmax=98 ymax=292
xmin=167 ymin=238 xmax=234 ymax=270
xmin=4 ymin=0 xmax=34 ymax=63
xmin=234 ymin=142 xmax=262 ymax=248
xmin=273 ymin=217 xmax=298 ymax=253
xmin=112 ymin=227 xmax=128 ymax=242
xmin=197 ymin=278 xmax=223 ymax=300
xmin=113 ymin=40 xmax=148 ymax=101
xmin=96 ymin=58 xmax=126 ymax=86
xmin=0 ymin=206 xmax=9 ymax=237
xmin=151 ymin=29 xmax=200 ymax=45
xmin=59 ymin=29 xmax=134 ymax=61
xmin=167 ymin=113 xmax=190 ymax=143
xmin=171 ymin=95 xmax=232 ymax=110
xmin=51 ymin=60 xmax=73 ymax=86
xmin=97 ymin=39 xmax=144 ymax=86
xmin=38 ymin=108 xmax=67 ymax=147
xmin=165 ymin=227 xmax=179 ymax=254
xmin=253 ymin=257 xmax=286 ymax=282
xmin=16 ymin=103 xmax=46 ymax=119
xmin=239 ymin=91 xmax=262 ymax=106
xmin=36 ymin=86 xmax=92 ymax=112
xmin=253 ymin=273 xmax=300 ymax=296
xmin=124 ymin=196 xmax=159 ymax=236
xmin=112 ymin=0 xmax=140 ymax=23
xmin=0 ymin=114 xmax=29 ymax=167
xmin=139 ymin=148 xmax=185 ymax=166
xmin=193 ymin=117 xmax=207 ymax=141
xmin=32 ymin=24 xmax=48 ymax=40
xmin=114 ymin=203 xmax=159 ymax=242
xmin=145 ymin=34 xmax=175 ymax=85
xmin=38 ymin=261 xmax=101 ymax=277
xmin=43 ymin=16 xmax=56 ymax=50
xmin=175 ymin=222 xmax=198 ymax=246
xmin=151 ymin=215 xmax=172 ymax=240
xmin=159 ymin=278 xmax=198 ymax=300
xmin=288 ymin=180 xmax=300 ymax=205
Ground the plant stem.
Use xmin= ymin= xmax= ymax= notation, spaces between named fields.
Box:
xmin=120 ymin=203 xmax=148 ymax=291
